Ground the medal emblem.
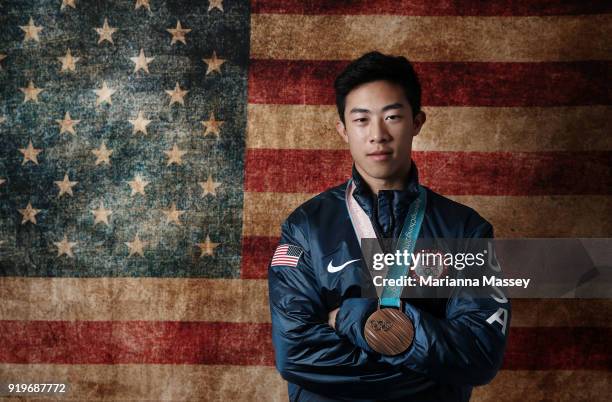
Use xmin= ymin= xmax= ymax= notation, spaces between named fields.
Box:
xmin=364 ymin=308 xmax=414 ymax=356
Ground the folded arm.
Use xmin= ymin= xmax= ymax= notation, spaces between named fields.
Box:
xmin=269 ymin=214 xmax=411 ymax=397
xmin=336 ymin=221 xmax=511 ymax=386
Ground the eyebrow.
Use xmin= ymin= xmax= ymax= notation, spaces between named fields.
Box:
xmin=349 ymin=103 xmax=405 ymax=114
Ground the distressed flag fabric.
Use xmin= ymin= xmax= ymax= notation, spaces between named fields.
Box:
xmin=0 ymin=0 xmax=611 ymax=401
xmin=270 ymin=244 xmax=303 ymax=267
xmin=0 ymin=0 xmax=247 ymax=278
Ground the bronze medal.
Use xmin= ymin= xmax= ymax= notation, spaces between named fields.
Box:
xmin=364 ymin=308 xmax=414 ymax=356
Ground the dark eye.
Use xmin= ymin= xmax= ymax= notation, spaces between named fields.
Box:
xmin=386 ymin=115 xmax=401 ymax=120
xmin=354 ymin=118 xmax=367 ymax=123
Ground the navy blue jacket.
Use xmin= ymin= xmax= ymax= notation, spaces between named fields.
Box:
xmin=268 ymin=162 xmax=510 ymax=401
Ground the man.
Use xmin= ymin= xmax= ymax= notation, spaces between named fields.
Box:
xmin=268 ymin=51 xmax=510 ymax=401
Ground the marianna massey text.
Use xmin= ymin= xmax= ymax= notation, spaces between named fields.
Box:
xmin=373 ymin=275 xmax=531 ymax=289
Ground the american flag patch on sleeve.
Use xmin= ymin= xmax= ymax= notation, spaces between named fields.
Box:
xmin=271 ymin=244 xmax=303 ymax=267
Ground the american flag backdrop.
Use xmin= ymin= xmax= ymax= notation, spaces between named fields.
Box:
xmin=0 ymin=0 xmax=611 ymax=400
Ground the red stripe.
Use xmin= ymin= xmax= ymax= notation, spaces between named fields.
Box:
xmin=504 ymin=327 xmax=612 ymax=370
xmin=241 ymin=236 xmax=279 ymax=279
xmin=0 ymin=321 xmax=274 ymax=365
xmin=0 ymin=321 xmax=610 ymax=369
xmin=272 ymin=245 xmax=288 ymax=256
xmin=271 ymin=257 xmax=298 ymax=264
xmin=248 ymin=60 xmax=612 ymax=107
xmin=272 ymin=256 xmax=297 ymax=262
xmin=244 ymin=149 xmax=612 ymax=195
xmin=272 ymin=257 xmax=296 ymax=262
xmin=251 ymin=0 xmax=612 ymax=16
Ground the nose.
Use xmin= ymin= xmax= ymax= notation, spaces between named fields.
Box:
xmin=369 ymin=117 xmax=391 ymax=143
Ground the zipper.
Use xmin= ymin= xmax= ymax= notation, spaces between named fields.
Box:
xmin=370 ymin=193 xmax=397 ymax=254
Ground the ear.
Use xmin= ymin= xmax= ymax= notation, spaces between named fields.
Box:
xmin=335 ymin=120 xmax=349 ymax=144
xmin=412 ymin=110 xmax=426 ymax=137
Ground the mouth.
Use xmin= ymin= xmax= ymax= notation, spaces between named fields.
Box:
xmin=367 ymin=150 xmax=393 ymax=161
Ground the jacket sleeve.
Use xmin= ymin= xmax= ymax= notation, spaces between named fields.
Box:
xmin=374 ymin=221 xmax=511 ymax=386
xmin=268 ymin=211 xmax=405 ymax=396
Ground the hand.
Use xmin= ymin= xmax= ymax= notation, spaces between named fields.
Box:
xmin=335 ymin=298 xmax=379 ymax=353
xmin=328 ymin=307 xmax=340 ymax=329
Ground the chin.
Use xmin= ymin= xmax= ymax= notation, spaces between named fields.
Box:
xmin=362 ymin=165 xmax=396 ymax=180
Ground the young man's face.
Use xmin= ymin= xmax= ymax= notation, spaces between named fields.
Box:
xmin=336 ymin=80 xmax=426 ymax=189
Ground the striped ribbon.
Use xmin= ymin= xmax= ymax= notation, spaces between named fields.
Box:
xmin=345 ymin=179 xmax=427 ymax=308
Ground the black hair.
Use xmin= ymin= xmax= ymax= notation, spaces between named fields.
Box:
xmin=333 ymin=51 xmax=422 ymax=124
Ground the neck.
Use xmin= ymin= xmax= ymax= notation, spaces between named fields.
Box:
xmin=355 ymin=163 xmax=410 ymax=195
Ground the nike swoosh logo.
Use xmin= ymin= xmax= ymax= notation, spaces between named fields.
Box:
xmin=327 ymin=258 xmax=361 ymax=273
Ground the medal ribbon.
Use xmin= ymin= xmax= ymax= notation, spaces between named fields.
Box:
xmin=345 ymin=178 xmax=427 ymax=308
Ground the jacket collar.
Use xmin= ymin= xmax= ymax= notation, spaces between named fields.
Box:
xmin=350 ymin=160 xmax=421 ymax=239
xmin=351 ymin=160 xmax=420 ymax=203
